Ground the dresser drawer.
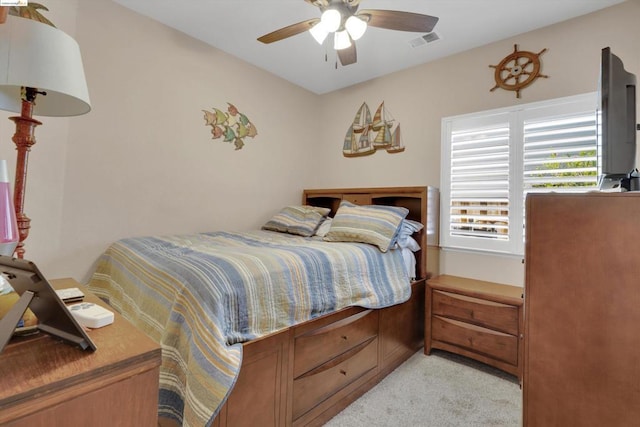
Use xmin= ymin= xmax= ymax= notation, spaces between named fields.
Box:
xmin=432 ymin=290 xmax=518 ymax=335
xmin=292 ymin=337 xmax=378 ymax=420
xmin=432 ymin=315 xmax=518 ymax=365
xmin=294 ymin=309 xmax=378 ymax=378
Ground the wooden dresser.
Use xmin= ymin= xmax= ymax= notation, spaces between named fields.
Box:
xmin=0 ymin=278 xmax=162 ymax=427
xmin=524 ymin=193 xmax=640 ymax=426
xmin=425 ymin=275 xmax=523 ymax=378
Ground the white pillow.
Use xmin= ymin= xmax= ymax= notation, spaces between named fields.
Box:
xmin=397 ymin=236 xmax=421 ymax=252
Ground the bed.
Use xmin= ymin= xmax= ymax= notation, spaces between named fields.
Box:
xmin=87 ymin=186 xmax=439 ymax=427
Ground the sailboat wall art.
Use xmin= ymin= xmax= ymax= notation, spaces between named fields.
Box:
xmin=343 ymin=101 xmax=405 ymax=157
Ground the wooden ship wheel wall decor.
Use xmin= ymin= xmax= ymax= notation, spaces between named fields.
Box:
xmin=490 ymin=44 xmax=548 ymax=98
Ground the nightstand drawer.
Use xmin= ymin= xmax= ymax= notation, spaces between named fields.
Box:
xmin=294 ymin=309 xmax=378 ymax=378
xmin=432 ymin=315 xmax=518 ymax=365
xmin=432 ymin=290 xmax=519 ymax=335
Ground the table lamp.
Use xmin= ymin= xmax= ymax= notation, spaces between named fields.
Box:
xmin=0 ymin=15 xmax=91 ymax=258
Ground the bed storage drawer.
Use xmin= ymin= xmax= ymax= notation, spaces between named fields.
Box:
xmin=432 ymin=290 xmax=518 ymax=335
xmin=431 ymin=315 xmax=518 ymax=365
xmin=293 ymin=309 xmax=378 ymax=378
xmin=292 ymin=337 xmax=378 ymax=420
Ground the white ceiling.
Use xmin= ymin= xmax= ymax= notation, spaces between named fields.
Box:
xmin=113 ymin=0 xmax=625 ymax=94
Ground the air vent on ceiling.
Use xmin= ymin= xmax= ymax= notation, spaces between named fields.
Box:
xmin=409 ymin=32 xmax=441 ymax=48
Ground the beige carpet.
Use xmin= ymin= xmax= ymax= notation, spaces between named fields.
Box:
xmin=324 ymin=350 xmax=522 ymax=426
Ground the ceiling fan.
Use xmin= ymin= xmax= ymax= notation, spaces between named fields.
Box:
xmin=257 ymin=0 xmax=439 ymax=66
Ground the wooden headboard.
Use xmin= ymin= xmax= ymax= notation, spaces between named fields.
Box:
xmin=302 ymin=186 xmax=439 ymax=280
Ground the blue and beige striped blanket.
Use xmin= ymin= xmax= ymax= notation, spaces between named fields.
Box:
xmin=87 ymin=230 xmax=411 ymax=426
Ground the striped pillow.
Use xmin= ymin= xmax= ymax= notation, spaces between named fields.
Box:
xmin=262 ymin=205 xmax=331 ymax=237
xmin=323 ymin=201 xmax=409 ymax=252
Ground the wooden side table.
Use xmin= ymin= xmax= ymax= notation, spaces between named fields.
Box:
xmin=425 ymin=275 xmax=523 ymax=379
xmin=0 ymin=278 xmax=162 ymax=427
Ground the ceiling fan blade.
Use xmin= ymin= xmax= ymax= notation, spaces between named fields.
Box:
xmin=305 ymin=0 xmax=328 ymax=7
xmin=358 ymin=9 xmax=439 ymax=33
xmin=338 ymin=42 xmax=357 ymax=66
xmin=257 ymin=18 xmax=319 ymax=44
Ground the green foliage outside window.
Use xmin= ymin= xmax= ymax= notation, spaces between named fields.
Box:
xmin=531 ymin=150 xmax=597 ymax=188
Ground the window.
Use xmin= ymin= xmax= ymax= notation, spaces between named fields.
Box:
xmin=441 ymin=93 xmax=598 ymax=256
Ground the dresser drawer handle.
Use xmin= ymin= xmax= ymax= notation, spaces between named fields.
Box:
xmin=340 ymin=369 xmax=347 ymax=376
xmin=341 ymin=335 xmax=348 ymax=340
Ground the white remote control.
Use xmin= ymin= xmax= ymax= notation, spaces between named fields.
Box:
xmin=67 ymin=302 xmax=114 ymax=329
xmin=55 ymin=287 xmax=85 ymax=303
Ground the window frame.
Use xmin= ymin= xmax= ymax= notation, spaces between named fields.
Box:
xmin=440 ymin=92 xmax=598 ymax=256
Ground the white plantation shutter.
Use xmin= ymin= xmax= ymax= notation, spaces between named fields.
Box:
xmin=450 ymin=123 xmax=510 ymax=241
xmin=523 ymin=113 xmax=598 ymax=192
xmin=441 ymin=93 xmax=597 ymax=255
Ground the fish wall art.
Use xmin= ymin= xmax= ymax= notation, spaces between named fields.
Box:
xmin=202 ymin=103 xmax=258 ymax=150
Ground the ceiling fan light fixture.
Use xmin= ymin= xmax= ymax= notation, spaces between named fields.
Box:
xmin=345 ymin=15 xmax=367 ymax=41
xmin=321 ymin=9 xmax=341 ymax=33
xmin=334 ymin=29 xmax=351 ymax=50
xmin=309 ymin=22 xmax=329 ymax=44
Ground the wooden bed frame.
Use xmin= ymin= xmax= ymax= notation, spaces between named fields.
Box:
xmin=205 ymin=186 xmax=439 ymax=427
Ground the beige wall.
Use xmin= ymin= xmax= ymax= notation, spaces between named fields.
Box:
xmin=0 ymin=0 xmax=638 ymax=286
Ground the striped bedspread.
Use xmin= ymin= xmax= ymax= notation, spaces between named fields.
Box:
xmin=87 ymin=230 xmax=411 ymax=427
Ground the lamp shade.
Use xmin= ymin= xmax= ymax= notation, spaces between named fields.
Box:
xmin=0 ymin=15 xmax=91 ymax=117
xmin=0 ymin=160 xmax=18 ymax=257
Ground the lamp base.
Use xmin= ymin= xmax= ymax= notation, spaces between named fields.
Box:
xmin=9 ymin=98 xmax=41 ymax=259
xmin=13 ymin=213 xmax=30 ymax=259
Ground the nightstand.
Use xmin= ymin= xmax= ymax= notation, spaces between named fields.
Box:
xmin=425 ymin=275 xmax=523 ymax=379
xmin=0 ymin=278 xmax=162 ymax=427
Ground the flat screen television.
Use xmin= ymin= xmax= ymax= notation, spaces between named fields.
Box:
xmin=597 ymin=47 xmax=639 ymax=191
